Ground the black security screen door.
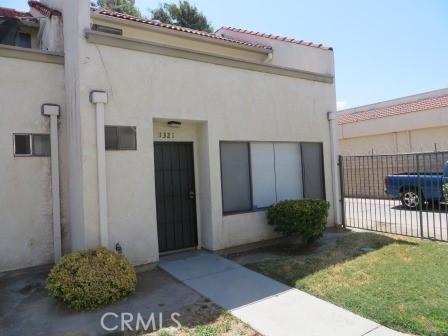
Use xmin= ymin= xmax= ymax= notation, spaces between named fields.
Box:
xmin=154 ymin=142 xmax=198 ymax=252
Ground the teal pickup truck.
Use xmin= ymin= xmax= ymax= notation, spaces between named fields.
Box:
xmin=384 ymin=161 xmax=448 ymax=209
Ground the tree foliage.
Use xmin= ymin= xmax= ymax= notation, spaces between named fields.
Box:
xmin=97 ymin=0 xmax=142 ymax=17
xmin=151 ymin=1 xmax=213 ymax=33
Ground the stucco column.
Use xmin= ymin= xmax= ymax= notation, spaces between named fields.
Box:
xmin=62 ymin=0 xmax=92 ymax=251
xmin=90 ymin=91 xmax=109 ymax=247
xmin=42 ymin=103 xmax=62 ymax=261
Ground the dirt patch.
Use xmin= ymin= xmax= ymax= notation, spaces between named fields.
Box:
xmin=0 ymin=266 xmax=257 ymax=336
xmin=149 ymin=303 xmax=259 ymax=336
xmin=227 ymin=227 xmax=351 ymax=266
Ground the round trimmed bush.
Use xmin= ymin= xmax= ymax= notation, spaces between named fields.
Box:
xmin=47 ymin=247 xmax=137 ymax=311
xmin=267 ymin=199 xmax=330 ymax=244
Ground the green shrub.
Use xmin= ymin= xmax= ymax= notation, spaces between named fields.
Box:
xmin=267 ymin=199 xmax=330 ymax=244
xmin=47 ymin=247 xmax=137 ymax=311
xmin=443 ymin=184 xmax=448 ymax=202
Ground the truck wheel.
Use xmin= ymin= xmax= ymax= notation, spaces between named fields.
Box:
xmin=400 ymin=189 xmax=421 ymax=210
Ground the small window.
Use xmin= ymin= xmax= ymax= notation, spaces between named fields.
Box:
xmin=14 ymin=134 xmax=50 ymax=157
xmin=92 ymin=24 xmax=123 ymax=36
xmin=14 ymin=134 xmax=31 ymax=156
xmin=18 ymin=32 xmax=31 ymax=48
xmin=105 ymin=126 xmax=137 ymax=150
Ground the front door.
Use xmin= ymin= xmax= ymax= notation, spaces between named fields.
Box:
xmin=154 ymin=142 xmax=198 ymax=252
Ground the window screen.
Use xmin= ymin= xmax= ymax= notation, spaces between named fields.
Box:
xmin=220 ymin=142 xmax=252 ymax=213
xmin=250 ymin=143 xmax=276 ymax=208
xmin=105 ymin=126 xmax=137 ymax=150
xmin=33 ymin=134 xmax=51 ymax=156
xmin=105 ymin=126 xmax=119 ymax=150
xmin=301 ymin=142 xmax=325 ymax=199
xmin=274 ymin=143 xmax=303 ymax=201
xmin=118 ymin=126 xmax=137 ymax=150
xmin=14 ymin=134 xmax=31 ymax=155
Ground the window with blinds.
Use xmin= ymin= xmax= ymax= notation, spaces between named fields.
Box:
xmin=220 ymin=141 xmax=324 ymax=214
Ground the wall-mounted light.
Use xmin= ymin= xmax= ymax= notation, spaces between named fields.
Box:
xmin=167 ymin=120 xmax=181 ymax=128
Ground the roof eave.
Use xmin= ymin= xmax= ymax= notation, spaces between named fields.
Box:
xmin=91 ymin=11 xmax=272 ymax=55
xmin=217 ymin=26 xmax=333 ymax=51
xmin=339 ymin=88 xmax=448 ymax=116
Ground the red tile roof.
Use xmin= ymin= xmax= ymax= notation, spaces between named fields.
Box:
xmin=28 ymin=1 xmax=61 ymax=17
xmin=337 ymin=95 xmax=448 ymax=125
xmin=219 ymin=26 xmax=332 ymax=51
xmin=96 ymin=10 xmax=273 ymax=51
xmin=0 ymin=7 xmax=32 ymax=18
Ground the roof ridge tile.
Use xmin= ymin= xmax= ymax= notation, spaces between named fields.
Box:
xmin=337 ymin=95 xmax=448 ymax=125
xmin=220 ymin=26 xmax=332 ymax=51
xmin=97 ymin=10 xmax=273 ymax=51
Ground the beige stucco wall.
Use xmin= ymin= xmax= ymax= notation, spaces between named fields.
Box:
xmin=0 ymin=56 xmax=65 ymax=272
xmin=91 ymin=17 xmax=269 ymax=64
xmin=338 ymin=106 xmax=448 ymax=155
xmin=0 ymin=0 xmax=335 ymax=271
xmin=73 ymin=40 xmax=336 ymax=264
xmin=0 ymin=0 xmax=337 ymax=272
xmin=339 ymin=127 xmax=448 ymax=155
xmin=215 ymin=28 xmax=334 ymax=76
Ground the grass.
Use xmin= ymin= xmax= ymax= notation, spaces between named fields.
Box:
xmin=247 ymin=231 xmax=448 ymax=336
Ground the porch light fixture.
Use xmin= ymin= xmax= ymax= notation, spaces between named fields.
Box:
xmin=167 ymin=120 xmax=181 ymax=128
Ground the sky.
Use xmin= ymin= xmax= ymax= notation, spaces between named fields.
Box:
xmin=3 ymin=0 xmax=448 ymax=109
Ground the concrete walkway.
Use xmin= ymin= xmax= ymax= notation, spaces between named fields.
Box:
xmin=160 ymin=251 xmax=406 ymax=336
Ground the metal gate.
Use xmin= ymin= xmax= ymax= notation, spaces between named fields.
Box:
xmin=154 ymin=142 xmax=198 ymax=252
xmin=339 ymin=151 xmax=448 ymax=242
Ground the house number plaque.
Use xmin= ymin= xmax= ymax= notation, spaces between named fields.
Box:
xmin=157 ymin=131 xmax=175 ymax=139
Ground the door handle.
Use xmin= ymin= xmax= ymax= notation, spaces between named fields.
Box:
xmin=188 ymin=191 xmax=195 ymax=200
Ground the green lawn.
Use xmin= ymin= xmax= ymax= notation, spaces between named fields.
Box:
xmin=247 ymin=231 xmax=448 ymax=336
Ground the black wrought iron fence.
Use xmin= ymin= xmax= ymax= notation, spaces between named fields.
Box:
xmin=339 ymin=151 xmax=448 ymax=242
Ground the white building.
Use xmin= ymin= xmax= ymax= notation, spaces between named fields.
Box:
xmin=0 ymin=0 xmax=339 ymax=272
xmin=338 ymin=88 xmax=448 ymax=155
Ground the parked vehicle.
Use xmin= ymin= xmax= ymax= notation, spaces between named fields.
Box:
xmin=385 ymin=161 xmax=448 ymax=209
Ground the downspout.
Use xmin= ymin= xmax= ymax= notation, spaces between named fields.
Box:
xmin=328 ymin=111 xmax=342 ymax=226
xmin=90 ymin=91 xmax=109 ymax=247
xmin=42 ymin=104 xmax=61 ymax=261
